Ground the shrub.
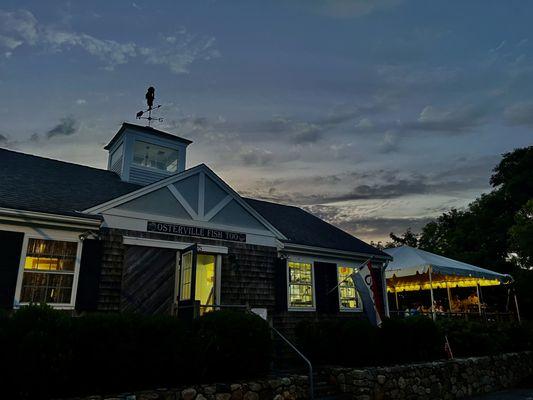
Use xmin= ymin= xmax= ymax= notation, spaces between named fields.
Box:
xmin=295 ymin=316 xmax=532 ymax=368
xmin=0 ymin=306 xmax=272 ymax=400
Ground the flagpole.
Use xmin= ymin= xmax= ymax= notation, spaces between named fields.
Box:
xmin=327 ymin=257 xmax=373 ymax=295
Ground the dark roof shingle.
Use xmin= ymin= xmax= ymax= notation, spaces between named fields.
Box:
xmin=244 ymin=198 xmax=388 ymax=257
xmin=0 ymin=148 xmax=140 ymax=218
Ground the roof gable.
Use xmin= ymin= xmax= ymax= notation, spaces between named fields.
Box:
xmin=84 ymin=164 xmax=285 ymax=238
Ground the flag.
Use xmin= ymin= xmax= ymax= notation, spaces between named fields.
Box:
xmin=350 ymin=260 xmax=383 ymax=326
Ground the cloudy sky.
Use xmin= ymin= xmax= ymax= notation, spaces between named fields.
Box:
xmin=1 ymin=1 xmax=532 ymax=243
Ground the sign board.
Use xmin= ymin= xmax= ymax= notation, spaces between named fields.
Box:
xmin=147 ymin=221 xmax=246 ymax=243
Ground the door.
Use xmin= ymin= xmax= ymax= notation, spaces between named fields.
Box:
xmin=176 ymin=244 xmax=198 ymax=319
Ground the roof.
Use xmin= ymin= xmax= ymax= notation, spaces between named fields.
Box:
xmin=384 ymin=246 xmax=512 ymax=283
xmin=0 ymin=148 xmax=141 ymax=219
xmin=104 ymin=122 xmax=193 ymax=150
xmin=244 ymin=198 xmax=388 ymax=258
xmin=0 ymin=147 xmax=386 ymax=257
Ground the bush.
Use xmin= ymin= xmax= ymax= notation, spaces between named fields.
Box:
xmin=0 ymin=306 xmax=272 ymax=400
xmin=295 ymin=316 xmax=532 ymax=367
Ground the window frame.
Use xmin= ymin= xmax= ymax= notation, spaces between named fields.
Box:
xmin=286 ymin=256 xmax=316 ymax=312
xmin=337 ymin=264 xmax=363 ymax=312
xmin=132 ymin=140 xmax=179 ymax=173
xmin=13 ymin=234 xmax=83 ymax=310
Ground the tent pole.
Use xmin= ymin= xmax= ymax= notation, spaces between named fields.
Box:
xmin=514 ymin=292 xmax=522 ymax=325
xmin=476 ymin=282 xmax=482 ymax=317
xmin=394 ymin=289 xmax=399 ymax=311
xmin=446 ymin=281 xmax=452 ymax=315
xmin=429 ymin=266 xmax=436 ymax=321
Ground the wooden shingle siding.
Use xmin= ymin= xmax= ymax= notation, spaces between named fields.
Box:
xmin=121 ymin=246 xmax=176 ymax=314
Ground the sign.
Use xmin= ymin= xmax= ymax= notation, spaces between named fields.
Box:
xmin=147 ymin=221 xmax=246 ymax=242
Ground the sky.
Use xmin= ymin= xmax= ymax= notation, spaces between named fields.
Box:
xmin=0 ymin=0 xmax=532 ymax=243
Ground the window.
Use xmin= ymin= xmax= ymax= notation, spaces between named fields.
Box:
xmin=338 ymin=266 xmax=360 ymax=310
xmin=133 ymin=140 xmax=178 ymax=172
xmin=288 ymin=261 xmax=314 ymax=309
xmin=110 ymin=143 xmax=123 ymax=166
xmin=19 ymin=238 xmax=79 ymax=305
xmin=180 ymin=251 xmax=193 ymax=300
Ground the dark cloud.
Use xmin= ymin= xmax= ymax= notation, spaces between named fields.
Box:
xmin=241 ymin=157 xmax=494 ymax=205
xmin=46 ymin=116 xmax=78 ymax=139
xmin=503 ymin=102 xmax=533 ymax=127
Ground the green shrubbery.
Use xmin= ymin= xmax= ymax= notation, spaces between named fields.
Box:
xmin=295 ymin=316 xmax=532 ymax=367
xmin=0 ymin=306 xmax=272 ymax=400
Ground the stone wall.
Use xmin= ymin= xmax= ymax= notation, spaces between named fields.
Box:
xmin=66 ymin=375 xmax=308 ymax=400
xmin=325 ymin=351 xmax=533 ymax=400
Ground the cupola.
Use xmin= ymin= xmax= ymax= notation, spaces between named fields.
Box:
xmin=104 ymin=122 xmax=192 ymax=185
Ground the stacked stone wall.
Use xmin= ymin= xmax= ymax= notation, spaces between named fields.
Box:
xmin=325 ymin=351 xmax=533 ymax=400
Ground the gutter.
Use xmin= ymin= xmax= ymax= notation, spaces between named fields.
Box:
xmin=280 ymin=241 xmax=393 ymax=262
xmin=0 ymin=207 xmax=101 ymax=230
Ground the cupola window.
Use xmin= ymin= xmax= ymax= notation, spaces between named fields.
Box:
xmin=133 ymin=140 xmax=178 ymax=172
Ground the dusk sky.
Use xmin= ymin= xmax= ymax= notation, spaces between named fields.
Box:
xmin=1 ymin=0 xmax=532 ymax=243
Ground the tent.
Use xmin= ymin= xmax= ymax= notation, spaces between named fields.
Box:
xmin=384 ymin=246 xmax=515 ymax=319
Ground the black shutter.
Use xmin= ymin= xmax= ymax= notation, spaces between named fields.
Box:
xmin=314 ymin=262 xmax=339 ymax=314
xmin=75 ymin=239 xmax=103 ymax=312
xmin=0 ymin=230 xmax=24 ymax=309
xmin=274 ymin=257 xmax=287 ymax=312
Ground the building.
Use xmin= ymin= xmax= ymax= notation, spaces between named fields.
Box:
xmin=0 ymin=123 xmax=391 ymax=333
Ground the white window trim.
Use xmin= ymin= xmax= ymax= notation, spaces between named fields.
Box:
xmin=13 ymin=233 xmax=83 ymax=310
xmin=287 ymin=255 xmax=316 ymax=312
xmin=337 ymin=264 xmax=363 ymax=313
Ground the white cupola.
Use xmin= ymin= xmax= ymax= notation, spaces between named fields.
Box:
xmin=104 ymin=122 xmax=192 ymax=185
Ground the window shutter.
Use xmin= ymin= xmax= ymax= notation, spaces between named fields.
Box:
xmin=274 ymin=257 xmax=287 ymax=311
xmin=0 ymin=230 xmax=24 ymax=309
xmin=314 ymin=262 xmax=339 ymax=314
xmin=75 ymin=239 xmax=103 ymax=312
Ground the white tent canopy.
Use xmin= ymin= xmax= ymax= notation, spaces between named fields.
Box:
xmin=384 ymin=246 xmax=512 ymax=284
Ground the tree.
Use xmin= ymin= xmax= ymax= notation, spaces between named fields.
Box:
xmin=388 ymin=228 xmax=419 ymax=248
xmin=509 ymin=199 xmax=533 ymax=269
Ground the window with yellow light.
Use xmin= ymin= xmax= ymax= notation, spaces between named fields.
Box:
xmin=20 ymin=238 xmax=78 ymax=304
xmin=338 ymin=266 xmax=360 ymax=310
xmin=288 ymin=261 xmax=314 ymax=309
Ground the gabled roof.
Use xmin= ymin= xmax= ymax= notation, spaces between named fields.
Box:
xmin=104 ymin=122 xmax=192 ymax=150
xmin=0 ymin=148 xmax=140 ymax=219
xmin=245 ymin=198 xmax=388 ymax=258
xmin=0 ymin=147 xmax=385 ymax=257
xmin=384 ymin=246 xmax=512 ymax=283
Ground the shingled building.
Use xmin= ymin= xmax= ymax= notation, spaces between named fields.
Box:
xmin=0 ymin=123 xmax=390 ymax=333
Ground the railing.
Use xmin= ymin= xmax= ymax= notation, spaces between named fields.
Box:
xmin=388 ymin=310 xmax=516 ymax=322
xmin=175 ymin=303 xmax=315 ymax=399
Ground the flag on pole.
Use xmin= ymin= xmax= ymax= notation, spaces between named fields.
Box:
xmin=350 ymin=260 xmax=383 ymax=326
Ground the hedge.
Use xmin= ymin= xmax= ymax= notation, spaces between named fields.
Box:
xmin=295 ymin=316 xmax=532 ymax=367
xmin=0 ymin=306 xmax=272 ymax=400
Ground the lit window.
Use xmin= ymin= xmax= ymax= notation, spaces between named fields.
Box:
xmin=288 ymin=261 xmax=314 ymax=309
xmin=19 ymin=239 xmax=78 ymax=305
xmin=133 ymin=140 xmax=178 ymax=172
xmin=338 ymin=266 xmax=360 ymax=310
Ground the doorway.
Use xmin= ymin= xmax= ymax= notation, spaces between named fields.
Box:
xmin=175 ymin=245 xmax=221 ymax=318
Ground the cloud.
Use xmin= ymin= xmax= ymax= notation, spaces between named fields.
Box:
xmin=301 ymin=0 xmax=403 ymax=18
xmin=0 ymin=133 xmax=8 ymax=145
xmin=503 ymin=102 xmax=533 ymax=127
xmin=241 ymin=157 xmax=495 ymax=206
xmin=45 ymin=116 xmax=78 ymax=139
xmin=304 ymin=204 xmax=432 ymax=242
xmin=0 ymin=9 xmax=219 ymax=72
xmin=75 ymin=99 xmax=87 ymax=105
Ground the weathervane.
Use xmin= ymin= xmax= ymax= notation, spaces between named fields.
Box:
xmin=136 ymin=86 xmax=163 ymax=126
